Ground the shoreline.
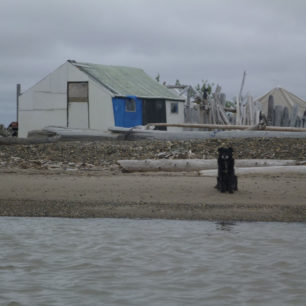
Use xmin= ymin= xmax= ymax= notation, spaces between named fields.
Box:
xmin=1 ymin=199 xmax=305 ymax=222
xmin=1 ymin=170 xmax=305 ymax=222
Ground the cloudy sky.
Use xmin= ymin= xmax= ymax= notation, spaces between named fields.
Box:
xmin=1 ymin=0 xmax=305 ymax=126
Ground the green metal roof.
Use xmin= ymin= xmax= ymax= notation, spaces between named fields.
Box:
xmin=71 ymin=61 xmax=184 ymax=101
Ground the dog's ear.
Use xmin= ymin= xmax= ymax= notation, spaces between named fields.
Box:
xmin=218 ymin=148 xmax=222 ymax=153
xmin=228 ymin=147 xmax=233 ymax=153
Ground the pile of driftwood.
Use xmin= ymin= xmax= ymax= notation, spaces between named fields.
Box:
xmin=148 ymin=78 xmax=306 ymax=134
xmin=266 ymin=95 xmax=306 ymax=128
xmin=153 ymin=78 xmax=306 ymax=133
xmin=235 ymin=96 xmax=262 ymax=126
xmin=184 ymin=85 xmax=232 ymax=126
xmin=182 ymin=71 xmax=306 ymax=130
xmin=183 ymin=80 xmax=262 ymax=127
xmin=0 ymin=123 xmax=18 ymax=137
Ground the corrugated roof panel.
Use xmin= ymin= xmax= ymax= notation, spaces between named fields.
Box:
xmin=72 ymin=62 xmax=184 ymax=101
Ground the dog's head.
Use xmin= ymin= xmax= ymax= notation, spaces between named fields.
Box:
xmin=218 ymin=147 xmax=233 ymax=161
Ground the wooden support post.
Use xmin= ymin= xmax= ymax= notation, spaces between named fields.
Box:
xmin=290 ymin=104 xmax=299 ymax=127
xmin=302 ymin=111 xmax=306 ymax=128
xmin=220 ymin=93 xmax=226 ymax=107
xmin=281 ymin=107 xmax=289 ymax=127
xmin=16 ymin=84 xmax=21 ymax=123
xmin=247 ymin=95 xmax=254 ymax=125
xmin=296 ymin=116 xmax=301 ymax=128
xmin=267 ymin=95 xmax=274 ymax=126
xmin=185 ymin=87 xmax=192 ymax=124
xmin=209 ymin=97 xmax=216 ymax=124
xmin=236 ymin=71 xmax=247 ymax=125
xmin=274 ymin=105 xmax=283 ymax=126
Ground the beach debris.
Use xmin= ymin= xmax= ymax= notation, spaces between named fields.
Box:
xmin=0 ymin=139 xmax=305 ymax=173
xmin=0 ymin=122 xmax=18 ymax=137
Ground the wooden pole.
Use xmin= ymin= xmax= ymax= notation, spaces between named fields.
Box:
xmin=247 ymin=95 xmax=254 ymax=125
xmin=185 ymin=86 xmax=192 ymax=124
xmin=16 ymin=84 xmax=21 ymax=122
xmin=302 ymin=111 xmax=306 ymax=128
xmin=267 ymin=95 xmax=274 ymax=126
xmin=290 ymin=104 xmax=299 ymax=127
xmin=281 ymin=107 xmax=289 ymax=127
xmin=236 ymin=71 xmax=247 ymax=125
xmin=274 ymin=105 xmax=283 ymax=126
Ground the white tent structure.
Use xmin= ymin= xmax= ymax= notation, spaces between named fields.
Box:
xmin=18 ymin=60 xmax=184 ymax=138
xmin=255 ymin=87 xmax=306 ymax=117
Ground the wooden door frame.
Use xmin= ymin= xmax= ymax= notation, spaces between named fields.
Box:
xmin=67 ymin=81 xmax=90 ymax=128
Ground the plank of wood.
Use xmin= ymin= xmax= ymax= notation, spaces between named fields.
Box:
xmin=281 ymin=107 xmax=289 ymax=127
xmin=267 ymin=95 xmax=274 ymax=126
xmin=274 ymin=105 xmax=283 ymax=126
xmin=290 ymin=104 xmax=299 ymax=127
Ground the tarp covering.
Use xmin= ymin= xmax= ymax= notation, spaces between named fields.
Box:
xmin=255 ymin=87 xmax=306 ymax=117
xmin=112 ymin=96 xmax=142 ymax=128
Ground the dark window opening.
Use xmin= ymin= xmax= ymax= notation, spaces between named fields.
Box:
xmin=125 ymin=99 xmax=136 ymax=112
xmin=171 ymin=102 xmax=178 ymax=114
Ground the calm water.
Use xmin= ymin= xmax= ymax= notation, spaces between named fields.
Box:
xmin=1 ymin=218 xmax=306 ymax=306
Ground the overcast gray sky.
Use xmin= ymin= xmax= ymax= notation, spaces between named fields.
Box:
xmin=1 ymin=0 xmax=305 ymax=126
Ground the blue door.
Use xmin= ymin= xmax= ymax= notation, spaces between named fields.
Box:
xmin=112 ymin=96 xmax=142 ymax=127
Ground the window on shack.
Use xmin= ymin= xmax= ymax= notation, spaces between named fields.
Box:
xmin=68 ymin=82 xmax=88 ymax=102
xmin=170 ymin=102 xmax=178 ymax=114
xmin=125 ymin=99 xmax=136 ymax=112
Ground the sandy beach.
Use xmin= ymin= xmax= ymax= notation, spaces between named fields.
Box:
xmin=1 ymin=169 xmax=305 ymax=221
xmin=1 ymin=138 xmax=305 ymax=221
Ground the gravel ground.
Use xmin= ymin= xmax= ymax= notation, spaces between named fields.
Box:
xmin=0 ymin=138 xmax=305 ymax=172
xmin=0 ymin=138 xmax=305 ymax=221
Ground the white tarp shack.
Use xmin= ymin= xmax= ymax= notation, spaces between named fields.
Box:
xmin=255 ymin=87 xmax=306 ymax=117
xmin=18 ymin=60 xmax=184 ymax=138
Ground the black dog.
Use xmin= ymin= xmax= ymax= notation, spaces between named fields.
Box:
xmin=215 ymin=147 xmax=238 ymax=193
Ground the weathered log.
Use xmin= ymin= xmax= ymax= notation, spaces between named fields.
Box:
xmin=295 ymin=116 xmax=301 ymax=128
xmin=109 ymin=126 xmax=306 ymax=140
xmin=267 ymin=95 xmax=274 ymax=126
xmin=144 ymin=123 xmax=306 ymax=132
xmin=118 ymin=159 xmax=298 ymax=173
xmin=247 ymin=95 xmax=255 ymax=125
xmin=199 ymin=165 xmax=306 ymax=176
xmin=274 ymin=105 xmax=283 ymax=126
xmin=302 ymin=111 xmax=306 ymax=128
xmin=236 ymin=71 xmax=246 ymax=125
xmin=0 ymin=136 xmax=61 ymax=145
xmin=290 ymin=104 xmax=299 ymax=127
xmin=281 ymin=107 xmax=289 ymax=127
xmin=220 ymin=93 xmax=226 ymax=107
xmin=303 ymin=119 xmax=306 ymax=128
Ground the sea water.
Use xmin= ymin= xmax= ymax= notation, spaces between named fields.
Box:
xmin=1 ymin=217 xmax=306 ymax=305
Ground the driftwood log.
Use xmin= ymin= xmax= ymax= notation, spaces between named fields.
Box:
xmin=118 ymin=159 xmax=298 ymax=173
xmin=144 ymin=123 xmax=306 ymax=132
xmin=200 ymin=165 xmax=306 ymax=176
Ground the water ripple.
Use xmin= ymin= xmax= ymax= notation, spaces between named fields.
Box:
xmin=1 ymin=218 xmax=306 ymax=305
